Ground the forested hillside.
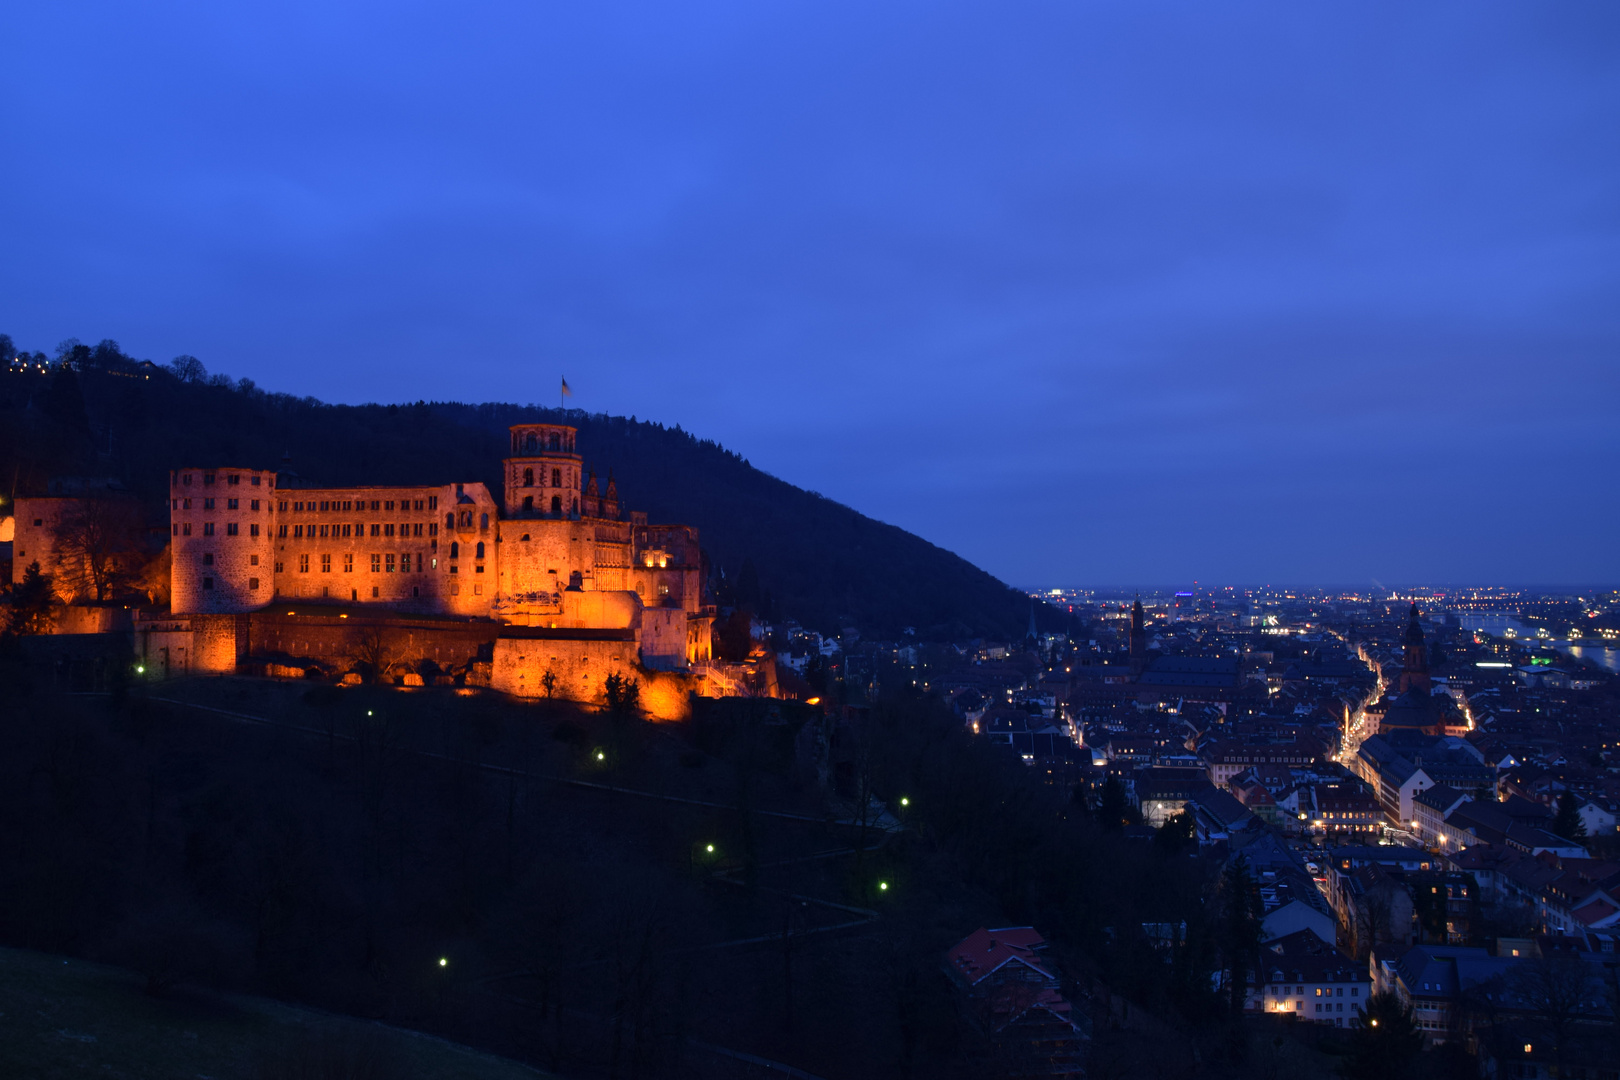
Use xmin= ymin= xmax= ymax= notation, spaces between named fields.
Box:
xmin=0 ymin=339 xmax=1050 ymax=637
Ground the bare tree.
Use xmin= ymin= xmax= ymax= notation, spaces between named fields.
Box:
xmin=1509 ymin=955 xmax=1606 ymax=1077
xmin=347 ymin=624 xmax=406 ymax=683
xmin=50 ymin=494 xmax=144 ymax=601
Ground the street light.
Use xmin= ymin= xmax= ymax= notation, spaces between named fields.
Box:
xmin=439 ymin=957 xmax=448 ymax=967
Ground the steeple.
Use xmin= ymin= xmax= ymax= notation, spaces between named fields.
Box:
xmin=1128 ymin=594 xmax=1147 ymax=675
xmin=1398 ymin=602 xmax=1431 ymax=694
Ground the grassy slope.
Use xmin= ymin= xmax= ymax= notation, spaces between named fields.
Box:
xmin=0 ymin=946 xmax=550 ymax=1080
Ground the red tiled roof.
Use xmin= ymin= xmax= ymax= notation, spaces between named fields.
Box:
xmin=946 ymin=926 xmax=1054 ymax=987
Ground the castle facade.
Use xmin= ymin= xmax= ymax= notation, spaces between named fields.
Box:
xmin=143 ymin=422 xmax=716 ymax=712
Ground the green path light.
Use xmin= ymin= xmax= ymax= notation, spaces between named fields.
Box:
xmin=439 ymin=957 xmax=448 ymax=967
xmin=705 ymin=844 xmax=715 ymax=854
xmin=878 ymin=881 xmax=889 ymax=892
xmin=135 ymin=665 xmax=145 ymax=674
xmin=595 ymin=750 xmax=606 ymax=761
xmin=899 ymin=797 xmax=909 ymax=807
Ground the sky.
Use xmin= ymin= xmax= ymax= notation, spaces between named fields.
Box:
xmin=3 ymin=2 xmax=1618 ymax=588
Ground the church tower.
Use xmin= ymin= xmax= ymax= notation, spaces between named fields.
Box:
xmin=504 ymin=423 xmax=582 ymax=518
xmin=1397 ymin=602 xmax=1432 ymax=693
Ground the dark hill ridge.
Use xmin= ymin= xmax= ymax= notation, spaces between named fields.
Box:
xmin=1 ymin=354 xmax=1050 ymax=638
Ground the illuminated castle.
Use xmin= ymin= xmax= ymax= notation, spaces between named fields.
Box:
xmin=149 ymin=422 xmax=717 ymax=713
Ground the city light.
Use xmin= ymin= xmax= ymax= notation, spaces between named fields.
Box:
xmin=878 ymin=881 xmax=889 ymax=891
xmin=596 ymin=751 xmax=606 ymax=761
xmin=899 ymin=797 xmax=909 ymax=807
xmin=705 ymin=844 xmax=714 ymax=853
xmin=439 ymin=957 xmax=448 ymax=967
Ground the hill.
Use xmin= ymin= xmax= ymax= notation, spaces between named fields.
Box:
xmin=0 ymin=945 xmax=550 ymax=1080
xmin=0 ymin=340 xmax=1057 ymax=638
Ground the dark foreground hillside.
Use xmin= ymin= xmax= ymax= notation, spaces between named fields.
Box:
xmin=0 ymin=649 xmax=1350 ymax=1080
xmin=0 ymin=347 xmax=1055 ymax=638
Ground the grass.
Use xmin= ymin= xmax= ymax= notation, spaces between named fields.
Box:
xmin=0 ymin=946 xmax=551 ymax=1080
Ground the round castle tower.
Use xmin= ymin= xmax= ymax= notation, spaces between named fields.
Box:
xmin=504 ymin=423 xmax=584 ymax=518
xmin=169 ymin=467 xmax=278 ymax=613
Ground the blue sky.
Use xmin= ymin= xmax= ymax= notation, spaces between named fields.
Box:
xmin=3 ymin=2 xmax=1617 ymax=587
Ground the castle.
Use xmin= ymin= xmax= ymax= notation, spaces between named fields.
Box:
xmin=130 ymin=422 xmax=720 ymax=717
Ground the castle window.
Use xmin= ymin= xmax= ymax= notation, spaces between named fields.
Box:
xmin=249 ymin=577 xmax=259 ymax=590
xmin=384 ymin=524 xmax=394 ymax=537
xmin=293 ymin=525 xmax=303 ymax=538
xmin=202 ymin=576 xmax=213 ymax=589
xmin=450 ymin=565 xmax=458 ymax=573
xmin=520 ymin=534 xmax=529 ymax=541
xmin=548 ymin=433 xmax=560 ymax=451
xmin=473 ymin=583 xmax=482 ymax=595
xmin=251 ymin=476 xmax=260 ymax=486
xmin=183 ymin=523 xmax=192 ymax=536
xmin=250 ymin=499 xmax=259 ymax=511
xmin=299 ymin=554 xmax=309 ymax=573
xmin=370 ymin=554 xmax=381 ymax=572
xmin=551 ymin=468 xmax=561 ymax=487
xmin=372 ymin=586 xmax=379 ymax=598
xmin=523 ymin=496 xmax=533 ymax=512
xmin=183 ymin=474 xmax=191 ymax=486
xmin=278 ymin=501 xmax=287 ymax=511
xmin=321 ymin=554 xmax=331 ymax=573
xmin=416 ymin=554 xmax=424 ymax=571
xmin=413 ymin=523 xmax=423 ymax=536
xmin=412 ymin=586 xmax=419 ymax=597
xmin=386 ymin=554 xmax=396 ymax=572
xmin=428 ymin=523 xmax=437 ymax=536
xmin=460 ymin=511 xmax=472 ymax=528
xmin=475 ymin=564 xmax=484 ymax=573
xmin=450 ymin=542 xmax=459 ymax=558
xmin=370 ymin=524 xmax=380 ymax=537
xmin=480 ymin=513 xmax=489 ymax=529
xmin=294 ymin=502 xmax=302 ymax=511
xmin=202 ymin=553 xmax=214 ymax=565
xmin=183 ymin=498 xmax=191 ymax=509
xmin=226 ymin=523 xmax=239 ymax=536
xmin=385 ymin=500 xmax=394 ymax=511
xmin=249 ymin=554 xmax=259 ymax=566
xmin=203 ymin=522 xmax=215 ymax=536
xmin=451 ymin=582 xmax=460 ymax=595
xmin=344 ymin=554 xmax=353 ymax=572
xmin=204 ymin=498 xmax=216 ymax=510
xmin=203 ymin=473 xmax=214 ymax=485
xmin=551 ymin=496 xmax=562 ymax=514
xmin=428 ymin=496 xmax=437 ymax=510
xmin=277 ymin=525 xmax=287 ymax=537
xmin=227 ymin=498 xmax=238 ymax=510
xmin=475 ymin=541 xmax=484 ymax=559
xmin=338 ymin=524 xmax=347 ymax=537
xmin=228 ymin=474 xmax=239 ymax=485
xmin=523 ymin=468 xmax=534 ymax=487
xmin=526 ymin=432 xmax=537 ymax=451
xmin=172 ymin=524 xmax=178 ymax=536
xmin=274 ymin=562 xmax=283 ymax=573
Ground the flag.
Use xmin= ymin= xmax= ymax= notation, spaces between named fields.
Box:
xmin=560 ymin=376 xmax=572 ymax=398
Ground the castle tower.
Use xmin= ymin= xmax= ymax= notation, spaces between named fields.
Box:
xmin=169 ymin=467 xmax=277 ymax=613
xmin=1397 ymin=602 xmax=1431 ymax=693
xmin=504 ymin=423 xmax=582 ymax=519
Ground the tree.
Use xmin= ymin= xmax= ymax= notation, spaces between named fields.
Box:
xmin=347 ymin=624 xmax=404 ymax=683
xmin=167 ymin=355 xmax=206 ymax=382
xmin=4 ymin=561 xmax=57 ymax=635
xmin=539 ymin=666 xmax=559 ymax=699
xmin=1509 ymin=954 xmax=1606 ymax=1077
xmin=1342 ymin=992 xmax=1423 ymax=1080
xmin=50 ymin=494 xmax=144 ymax=601
xmin=1217 ymin=856 xmax=1264 ymax=1019
xmin=1097 ymin=774 xmax=1128 ymax=830
xmin=1553 ymin=792 xmax=1588 ymax=842
xmin=603 ymin=670 xmax=640 ymax=715
xmin=1155 ymin=808 xmax=1195 ymax=855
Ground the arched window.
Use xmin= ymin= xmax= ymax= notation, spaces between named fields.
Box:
xmin=476 ymin=541 xmax=485 ymax=559
xmin=522 ymin=495 xmax=533 ymax=512
xmin=523 ymin=467 xmax=533 ymax=487
xmin=551 ymin=496 xmax=562 ymax=515
xmin=548 ymin=433 xmax=560 ymax=451
xmin=444 ymin=512 xmax=454 ymax=529
xmin=551 ymin=468 xmax=561 ymax=487
xmin=480 ymin=513 xmax=489 ymax=529
xmin=450 ymin=541 xmax=459 ymax=558
xmin=525 ymin=432 xmax=537 ymax=452
xmin=571 ymin=497 xmax=578 ymax=515
xmin=460 ymin=510 xmax=472 ymax=527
